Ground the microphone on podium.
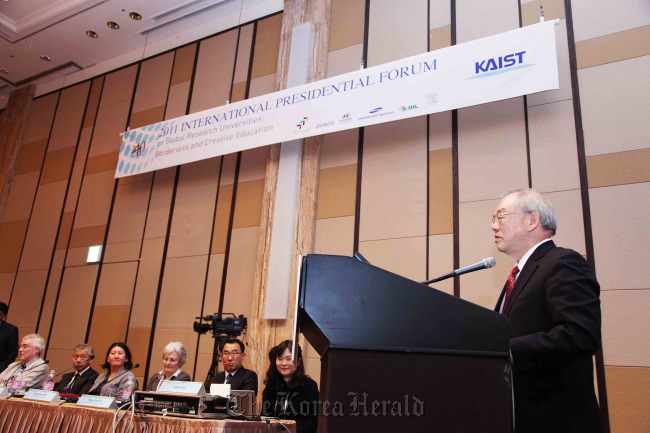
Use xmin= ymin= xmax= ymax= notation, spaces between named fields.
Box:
xmin=422 ymin=257 xmax=496 ymax=285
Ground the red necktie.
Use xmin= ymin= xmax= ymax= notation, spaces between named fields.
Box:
xmin=502 ymin=266 xmax=519 ymax=310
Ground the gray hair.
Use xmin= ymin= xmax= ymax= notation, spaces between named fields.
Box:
xmin=505 ymin=189 xmax=557 ymax=235
xmin=163 ymin=341 xmax=187 ymax=367
xmin=23 ymin=334 xmax=46 ymax=357
xmin=73 ymin=343 xmax=95 ymax=359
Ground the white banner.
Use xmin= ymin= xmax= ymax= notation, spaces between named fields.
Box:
xmin=117 ymin=21 xmax=558 ymax=178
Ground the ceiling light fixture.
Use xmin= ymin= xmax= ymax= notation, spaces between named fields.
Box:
xmin=86 ymin=30 xmax=98 ymax=38
xmin=106 ymin=21 xmax=120 ymax=30
xmin=40 ymin=55 xmax=52 ymax=62
xmin=129 ymin=12 xmax=142 ymax=21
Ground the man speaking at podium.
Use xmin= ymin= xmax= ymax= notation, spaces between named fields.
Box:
xmin=491 ymin=189 xmax=602 ymax=433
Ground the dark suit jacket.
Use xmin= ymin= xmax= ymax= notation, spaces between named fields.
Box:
xmin=495 ymin=241 xmax=602 ymax=433
xmin=206 ymin=367 xmax=258 ymax=395
xmin=146 ymin=370 xmax=191 ymax=391
xmin=54 ymin=367 xmax=99 ymax=395
xmin=0 ymin=321 xmax=18 ymax=373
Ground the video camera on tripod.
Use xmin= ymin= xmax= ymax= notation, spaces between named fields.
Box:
xmin=193 ymin=313 xmax=247 ymax=338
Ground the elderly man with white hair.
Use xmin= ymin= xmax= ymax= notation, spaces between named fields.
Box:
xmin=491 ymin=189 xmax=601 ymax=433
xmin=0 ymin=333 xmax=49 ymax=391
xmin=145 ymin=341 xmax=191 ymax=391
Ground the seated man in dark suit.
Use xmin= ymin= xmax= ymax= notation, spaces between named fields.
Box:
xmin=206 ymin=338 xmax=258 ymax=395
xmin=0 ymin=302 xmax=18 ymax=373
xmin=54 ymin=344 xmax=99 ymax=395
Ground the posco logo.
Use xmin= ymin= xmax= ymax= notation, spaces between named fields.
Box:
xmin=316 ymin=121 xmax=334 ymax=129
xmin=471 ymin=51 xmax=530 ymax=79
xmin=296 ymin=117 xmax=308 ymax=129
xmin=369 ymin=107 xmax=382 ymax=114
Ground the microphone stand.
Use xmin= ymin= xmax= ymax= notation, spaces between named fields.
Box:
xmin=422 ymin=272 xmax=455 ymax=285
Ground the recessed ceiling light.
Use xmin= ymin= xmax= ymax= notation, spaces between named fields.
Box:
xmin=40 ymin=55 xmax=52 ymax=62
xmin=129 ymin=12 xmax=142 ymax=21
xmin=86 ymin=30 xmax=98 ymax=38
xmin=107 ymin=21 xmax=120 ymax=30
xmin=0 ymin=68 xmax=9 ymax=74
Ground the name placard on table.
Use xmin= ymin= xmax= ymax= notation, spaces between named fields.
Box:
xmin=23 ymin=389 xmax=63 ymax=405
xmin=76 ymin=394 xmax=118 ymax=409
xmin=158 ymin=381 xmax=204 ymax=395
xmin=209 ymin=384 xmax=231 ymax=398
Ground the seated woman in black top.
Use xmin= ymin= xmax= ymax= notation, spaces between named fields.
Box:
xmin=262 ymin=340 xmax=319 ymax=433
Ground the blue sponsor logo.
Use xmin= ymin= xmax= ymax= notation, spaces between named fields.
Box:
xmin=471 ymin=51 xmax=531 ymax=79
xmin=369 ymin=107 xmax=382 ymax=114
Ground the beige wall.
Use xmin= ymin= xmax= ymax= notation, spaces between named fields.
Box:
xmin=1 ymin=2 xmax=649 ymax=432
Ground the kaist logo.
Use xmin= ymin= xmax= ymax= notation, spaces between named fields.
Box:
xmin=471 ymin=51 xmax=529 ymax=79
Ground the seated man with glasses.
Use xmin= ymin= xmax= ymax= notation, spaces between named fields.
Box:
xmin=0 ymin=333 xmax=49 ymax=391
xmin=205 ymin=338 xmax=258 ymax=395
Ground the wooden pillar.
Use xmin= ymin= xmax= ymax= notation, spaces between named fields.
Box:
xmin=248 ymin=0 xmax=330 ymax=384
xmin=0 ymin=84 xmax=36 ymax=220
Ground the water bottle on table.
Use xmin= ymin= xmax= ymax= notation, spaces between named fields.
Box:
xmin=120 ymin=375 xmax=136 ymax=403
xmin=43 ymin=370 xmax=56 ymax=391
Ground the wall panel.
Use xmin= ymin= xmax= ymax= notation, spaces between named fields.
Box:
xmin=580 ymin=55 xmax=650 ymax=156
xmin=590 ymin=183 xmax=650 ymax=292
xmin=458 ymin=98 xmax=528 ymax=203
xmin=166 ymin=44 xmax=197 ymax=119
xmin=601 ymin=290 xmax=650 ymax=367
xmin=360 ymin=118 xmax=427 ymax=243
xmin=231 ymin=24 xmax=255 ymax=103
xmin=571 ymin=0 xmax=650 ymax=41
xmin=8 ymin=270 xmax=47 ymax=337
xmin=38 ymin=77 xmax=104 ymax=344
xmin=191 ymin=30 xmax=239 ymax=112
xmin=605 ymin=366 xmax=650 ymax=433
xmin=166 ymin=158 xmax=222 ymax=258
xmin=0 ymin=95 xmax=58 ymax=286
xmin=528 ymin=100 xmax=581 ymax=192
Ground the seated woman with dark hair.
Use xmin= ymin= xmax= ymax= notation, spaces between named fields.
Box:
xmin=88 ymin=342 xmax=137 ymax=400
xmin=262 ymin=340 xmax=319 ymax=433
xmin=146 ymin=341 xmax=191 ymax=391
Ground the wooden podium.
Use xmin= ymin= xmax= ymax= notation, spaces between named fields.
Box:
xmin=298 ymin=254 xmax=513 ymax=433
